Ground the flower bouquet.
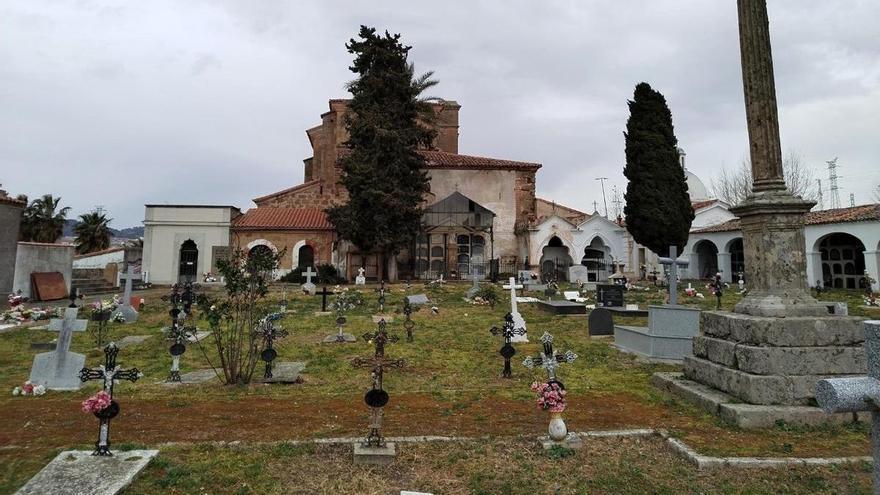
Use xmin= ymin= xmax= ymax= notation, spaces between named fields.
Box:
xmin=531 ymin=381 xmax=567 ymax=413
xmin=12 ymin=381 xmax=46 ymax=396
xmin=82 ymin=390 xmax=114 ymax=417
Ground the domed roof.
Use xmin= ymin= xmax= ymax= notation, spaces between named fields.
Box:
xmin=685 ymin=170 xmax=710 ymax=201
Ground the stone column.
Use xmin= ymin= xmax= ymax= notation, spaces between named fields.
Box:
xmin=865 ymin=251 xmax=880 ymax=292
xmin=805 ymin=251 xmax=823 ymax=289
xmin=717 ymin=252 xmax=732 ymax=283
xmin=729 ymin=0 xmax=824 ymax=317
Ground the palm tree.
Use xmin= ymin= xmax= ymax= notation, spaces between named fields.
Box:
xmin=74 ymin=212 xmax=113 ymax=254
xmin=20 ymin=194 xmax=71 ymax=243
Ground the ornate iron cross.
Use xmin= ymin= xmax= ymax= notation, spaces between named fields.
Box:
xmin=79 ymin=343 xmax=141 ymax=456
xmin=351 ymin=319 xmax=406 ymax=448
xmin=403 ymin=298 xmax=416 ymax=342
xmin=523 ymin=332 xmax=578 ymax=385
xmin=162 ymin=282 xmax=198 ymax=382
xmin=490 ymin=312 xmax=527 ymax=378
xmin=254 ymin=312 xmax=288 ymax=378
xmin=377 ymin=280 xmax=387 ymax=313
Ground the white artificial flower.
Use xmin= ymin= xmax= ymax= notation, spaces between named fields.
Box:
xmin=12 ymin=387 xmax=20 ymax=396
xmin=33 ymin=385 xmax=46 ymax=396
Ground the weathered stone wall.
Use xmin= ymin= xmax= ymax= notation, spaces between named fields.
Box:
xmin=12 ymin=242 xmax=75 ymax=298
xmin=0 ymin=201 xmax=24 ymax=294
xmin=255 ymin=182 xmax=344 ymax=210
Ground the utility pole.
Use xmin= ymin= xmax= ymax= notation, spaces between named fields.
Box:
xmin=595 ymin=177 xmax=609 ymax=218
xmin=94 ymin=205 xmax=106 ymax=215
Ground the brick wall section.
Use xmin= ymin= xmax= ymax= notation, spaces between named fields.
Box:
xmin=233 ymin=231 xmax=334 ymax=270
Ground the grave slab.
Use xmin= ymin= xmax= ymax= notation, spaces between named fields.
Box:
xmin=186 ymin=330 xmax=211 ymax=343
xmin=353 ymin=442 xmax=396 ymax=465
xmin=323 ymin=333 xmax=357 ymax=343
xmin=588 ymin=308 xmax=614 ymax=336
xmin=536 ymin=300 xmax=587 ymax=315
xmin=371 ymin=315 xmax=395 ymax=323
xmin=116 ymin=335 xmax=151 ymax=350
xmin=540 ymin=433 xmax=584 ymax=450
xmin=406 ymin=294 xmax=429 ymax=306
xmin=262 ymin=361 xmax=305 ymax=383
xmin=160 ymin=369 xmax=217 ymax=385
xmin=15 ymin=449 xmax=158 ymax=495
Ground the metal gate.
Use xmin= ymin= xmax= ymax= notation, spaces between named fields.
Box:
xmin=179 ymin=240 xmax=198 ymax=282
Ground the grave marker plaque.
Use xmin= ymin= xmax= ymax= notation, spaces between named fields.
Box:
xmin=596 ymin=284 xmax=624 ymax=308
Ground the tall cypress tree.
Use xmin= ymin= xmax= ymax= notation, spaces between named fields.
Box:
xmin=326 ymin=26 xmax=437 ymax=278
xmin=623 ymin=82 xmax=694 ymax=257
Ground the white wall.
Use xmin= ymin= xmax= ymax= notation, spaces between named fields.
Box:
xmin=73 ymin=249 xmax=124 ymax=269
xmin=142 ymin=206 xmax=236 ymax=284
xmin=692 ymin=205 xmax=736 ymax=230
xmin=12 ymin=242 xmax=75 ymax=298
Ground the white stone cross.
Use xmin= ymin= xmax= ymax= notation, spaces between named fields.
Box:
xmin=503 ymin=277 xmax=527 ymax=342
xmin=117 ymin=266 xmax=141 ymax=322
xmin=658 ymin=245 xmax=689 ymax=306
xmin=30 ymin=307 xmax=88 ymax=390
xmin=302 ymin=266 xmax=317 ymax=285
xmin=816 ymin=320 xmax=880 ymax=493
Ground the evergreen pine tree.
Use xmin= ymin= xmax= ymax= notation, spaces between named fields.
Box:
xmin=623 ymin=82 xmax=694 ymax=257
xmin=326 ymin=26 xmax=437 ymax=278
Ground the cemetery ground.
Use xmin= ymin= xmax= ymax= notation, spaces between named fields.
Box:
xmin=1 ymin=283 xmax=879 ymax=494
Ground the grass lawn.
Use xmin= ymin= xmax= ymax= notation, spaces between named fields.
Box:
xmin=1 ymin=281 xmax=878 ymax=494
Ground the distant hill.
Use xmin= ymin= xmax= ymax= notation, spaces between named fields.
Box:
xmin=62 ymin=219 xmax=143 ymax=239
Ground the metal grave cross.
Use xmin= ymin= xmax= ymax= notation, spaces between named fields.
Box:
xmin=316 ymin=286 xmax=332 ymax=312
xmin=816 ymin=320 xmax=880 ymax=492
xmin=658 ymin=245 xmax=689 ymax=305
xmin=351 ymin=319 xmax=406 ymax=448
xmin=254 ymin=312 xmax=288 ymax=379
xmin=403 ymin=297 xmax=416 ymax=342
xmin=117 ymin=266 xmax=142 ymax=322
xmin=490 ymin=312 xmax=527 ymax=378
xmin=502 ymin=277 xmax=527 ymax=341
xmin=302 ymin=266 xmax=317 ymax=285
xmin=79 ymin=343 xmax=142 ymax=456
xmin=377 ymin=280 xmax=387 ymax=313
xmin=31 ymin=306 xmax=89 ymax=390
xmin=523 ymin=332 xmax=578 ymax=384
xmin=163 ymin=282 xmax=198 ymax=382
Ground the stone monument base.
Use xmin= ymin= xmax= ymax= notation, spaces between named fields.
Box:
xmin=653 ymin=372 xmax=867 ymax=428
xmin=353 ymin=442 xmax=396 ymax=465
xmin=323 ymin=333 xmax=356 ymax=343
xmin=540 ymin=433 xmax=583 ymax=450
xmin=15 ymin=450 xmax=158 ymax=495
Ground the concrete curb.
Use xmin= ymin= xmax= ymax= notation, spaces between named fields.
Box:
xmin=151 ymin=429 xmax=870 ymax=470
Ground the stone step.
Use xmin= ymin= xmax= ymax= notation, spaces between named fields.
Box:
xmin=701 ymin=311 xmax=865 ymax=347
xmin=692 ymin=335 xmax=866 ymax=376
xmin=682 ymin=356 xmax=859 ymax=406
xmin=651 ymin=372 xmax=866 ymax=428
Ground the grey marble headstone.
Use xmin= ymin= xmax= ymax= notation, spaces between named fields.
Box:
xmin=29 ymin=307 xmax=87 ymax=390
xmin=262 ymin=361 xmax=305 ymax=383
xmin=15 ymin=449 xmax=158 ymax=495
xmin=116 ymin=267 xmax=141 ymax=323
xmin=406 ymin=294 xmax=429 ymax=306
xmin=568 ymin=265 xmax=591 ymax=284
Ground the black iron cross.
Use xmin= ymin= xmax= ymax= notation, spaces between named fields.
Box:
xmin=254 ymin=312 xmax=288 ymax=378
xmin=523 ymin=332 xmax=578 ymax=385
xmin=316 ymin=286 xmax=332 ymax=312
xmin=377 ymin=280 xmax=387 ymax=313
xmin=350 ymin=319 xmax=406 ymax=448
xmin=162 ymin=282 xmax=198 ymax=382
xmin=403 ymin=298 xmax=416 ymax=342
xmin=490 ymin=312 xmax=527 ymax=378
xmin=79 ymin=343 xmax=141 ymax=456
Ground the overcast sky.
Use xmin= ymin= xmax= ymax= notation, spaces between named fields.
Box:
xmin=2 ymin=1 xmax=878 ymax=227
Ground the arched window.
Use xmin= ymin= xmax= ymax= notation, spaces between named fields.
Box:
xmin=297 ymin=245 xmax=315 ymax=269
xmin=249 ymin=244 xmax=273 ymax=258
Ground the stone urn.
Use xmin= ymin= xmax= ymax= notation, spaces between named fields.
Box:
xmin=548 ymin=412 xmax=568 ymax=441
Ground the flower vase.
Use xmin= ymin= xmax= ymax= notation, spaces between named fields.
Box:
xmin=548 ymin=412 xmax=568 ymax=442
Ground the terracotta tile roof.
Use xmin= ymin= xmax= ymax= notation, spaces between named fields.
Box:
xmin=0 ymin=191 xmax=26 ymax=207
xmin=233 ymin=208 xmax=333 ymax=231
xmin=252 ymin=180 xmax=322 ymax=203
xmin=335 ymin=148 xmax=541 ymax=171
xmin=692 ymin=204 xmax=880 ymax=233
xmin=691 ymin=199 xmax=718 ymax=211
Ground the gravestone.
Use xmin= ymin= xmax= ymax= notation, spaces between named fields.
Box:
xmin=301 ymin=267 xmax=317 ymax=296
xmin=588 ymin=308 xmax=614 ymax=336
xmin=490 ymin=313 xmax=527 ymax=378
xmin=568 ymin=265 xmax=590 ymax=284
xmin=522 ymin=332 xmax=581 ymax=450
xmin=406 ymin=294 xmax=429 ymax=306
xmin=596 ymin=284 xmax=624 ymax=307
xmin=502 ymin=277 xmax=528 ymax=342
xmin=30 ymin=306 xmax=88 ymax=390
xmin=254 ymin=312 xmax=288 ymax=379
xmin=315 ymin=286 xmax=333 ymax=315
xmin=262 ymin=362 xmax=305 ymax=384
xmin=658 ymin=246 xmax=688 ymax=305
xmin=79 ymin=343 xmax=142 ymax=455
xmin=355 ymin=267 xmax=366 ymax=286
xmin=816 ymin=320 xmax=880 ymax=493
xmin=115 ymin=267 xmax=140 ymax=323
xmin=324 ymin=315 xmax=356 ymax=343
xmin=466 ymin=272 xmax=481 ymax=299
xmin=15 ymin=450 xmax=158 ymax=495
xmin=614 ymin=305 xmax=702 ymax=361
xmin=372 ymin=280 xmax=394 ymax=323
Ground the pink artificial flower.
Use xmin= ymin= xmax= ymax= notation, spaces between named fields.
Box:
xmin=22 ymin=382 xmax=34 ymax=395
xmin=81 ymin=391 xmax=112 ymax=414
